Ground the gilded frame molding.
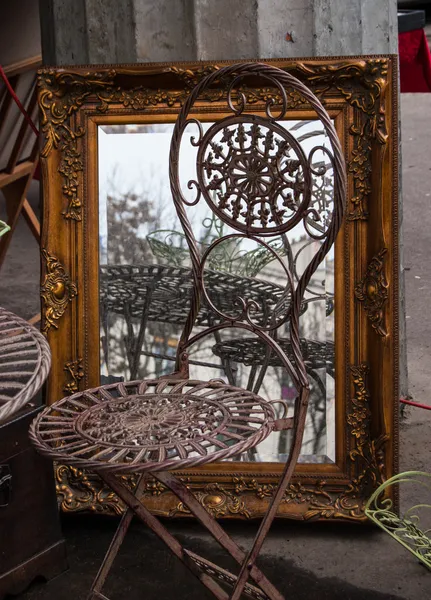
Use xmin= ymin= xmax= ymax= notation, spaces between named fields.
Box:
xmin=39 ymin=56 xmax=398 ymax=522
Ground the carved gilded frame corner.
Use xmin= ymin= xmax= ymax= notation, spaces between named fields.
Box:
xmin=39 ymin=56 xmax=398 ymax=522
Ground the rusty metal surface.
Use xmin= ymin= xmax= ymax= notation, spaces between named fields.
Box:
xmin=184 ymin=549 xmax=269 ymax=600
xmin=31 ymin=62 xmax=346 ymax=600
xmin=30 ymin=379 xmax=275 ymax=473
xmin=0 ymin=306 xmax=51 ymax=422
xmin=165 ymin=60 xmax=346 ymax=600
xmin=195 ymin=114 xmax=312 ymax=236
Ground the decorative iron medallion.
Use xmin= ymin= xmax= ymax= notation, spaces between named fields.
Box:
xmin=197 ymin=115 xmax=311 ymax=236
xmin=75 ymin=393 xmax=231 ymax=450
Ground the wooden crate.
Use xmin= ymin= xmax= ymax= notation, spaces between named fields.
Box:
xmin=0 ymin=405 xmax=68 ymax=598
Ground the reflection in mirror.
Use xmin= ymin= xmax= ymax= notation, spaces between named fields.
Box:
xmin=98 ymin=119 xmax=335 ymax=464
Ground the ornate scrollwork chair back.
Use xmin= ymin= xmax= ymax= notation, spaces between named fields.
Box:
xmin=169 ymin=62 xmax=346 ymax=433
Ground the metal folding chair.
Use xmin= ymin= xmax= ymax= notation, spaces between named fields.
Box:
xmin=30 ymin=62 xmax=346 ymax=600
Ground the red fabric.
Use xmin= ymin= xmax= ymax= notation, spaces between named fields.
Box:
xmin=0 ymin=66 xmax=39 ymax=136
xmin=399 ymin=28 xmax=431 ymax=93
xmin=33 ymin=162 xmax=40 ymax=181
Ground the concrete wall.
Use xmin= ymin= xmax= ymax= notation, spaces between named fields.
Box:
xmin=135 ymin=0 xmax=398 ymax=62
xmin=40 ymin=0 xmax=398 ymax=64
xmin=134 ymin=0 xmax=195 ymax=63
xmin=39 ymin=0 xmax=136 ymax=64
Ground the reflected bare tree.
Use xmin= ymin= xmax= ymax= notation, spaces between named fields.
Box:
xmin=106 ymin=190 xmax=158 ymax=264
xmin=101 ymin=173 xmax=220 ymax=382
xmin=101 ymin=174 xmax=175 ymax=380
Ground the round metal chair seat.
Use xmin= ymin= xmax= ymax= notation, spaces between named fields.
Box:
xmin=30 ymin=379 xmax=276 ymax=474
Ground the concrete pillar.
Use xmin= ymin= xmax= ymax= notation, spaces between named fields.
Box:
xmin=134 ymin=0 xmax=196 ymax=63
xmin=193 ymin=0 xmax=259 ymax=61
xmin=257 ymin=0 xmax=314 ymax=58
xmin=313 ymin=0 xmax=363 ymax=55
xmin=135 ymin=0 xmax=398 ymax=61
xmin=39 ymin=0 xmax=136 ymax=65
xmin=38 ymin=0 xmax=406 ymax=397
xmin=40 ymin=0 xmax=398 ymax=64
xmin=361 ymin=0 xmax=398 ymax=54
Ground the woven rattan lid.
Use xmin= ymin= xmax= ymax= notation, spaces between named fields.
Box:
xmin=0 ymin=307 xmax=51 ymax=423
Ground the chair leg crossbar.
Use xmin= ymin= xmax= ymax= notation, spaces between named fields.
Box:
xmin=87 ymin=470 xmax=286 ymax=600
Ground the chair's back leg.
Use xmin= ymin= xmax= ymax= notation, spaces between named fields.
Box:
xmin=155 ymin=470 xmax=284 ymax=600
xmin=88 ymin=474 xmax=150 ymax=599
xmin=229 ymin=387 xmax=310 ymax=600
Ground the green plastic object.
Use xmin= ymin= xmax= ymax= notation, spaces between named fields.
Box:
xmin=365 ymin=471 xmax=431 ymax=570
xmin=146 ymin=214 xmax=288 ymax=278
xmin=0 ymin=220 xmax=11 ymax=238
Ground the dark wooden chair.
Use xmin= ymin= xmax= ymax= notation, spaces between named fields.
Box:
xmin=30 ymin=62 xmax=346 ymax=600
xmin=0 ymin=57 xmax=41 ymax=273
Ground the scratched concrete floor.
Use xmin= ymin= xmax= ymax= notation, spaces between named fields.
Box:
xmin=1 ymin=94 xmax=431 ymax=600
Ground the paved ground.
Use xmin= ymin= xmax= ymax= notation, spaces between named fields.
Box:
xmin=1 ymin=94 xmax=431 ymax=599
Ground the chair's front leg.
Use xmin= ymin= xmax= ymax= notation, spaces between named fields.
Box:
xmin=97 ymin=470 xmax=230 ymax=600
xmin=87 ymin=473 xmax=150 ymax=600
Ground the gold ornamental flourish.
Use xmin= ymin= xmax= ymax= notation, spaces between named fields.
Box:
xmin=53 ymin=364 xmax=388 ymax=521
xmin=233 ymin=477 xmax=332 ymax=508
xmin=39 ymin=59 xmax=389 ymax=221
xmin=38 ymin=70 xmax=117 ymax=158
xmin=347 ymin=120 xmax=372 ymax=220
xmin=302 ymin=363 xmax=388 ymax=520
xmin=38 ymin=70 xmax=116 ymax=220
xmin=170 ymin=482 xmax=251 ymax=519
xmin=294 ymin=59 xmax=388 ymax=117
xmin=58 ymin=132 xmax=84 ymax=220
xmin=63 ymin=358 xmax=85 ymax=394
xmin=347 ymin=364 xmax=388 ymax=495
xmin=355 ymin=248 xmax=389 ymax=336
xmin=56 ymin=464 xmax=126 ymax=515
xmin=41 ymin=249 xmax=78 ymax=335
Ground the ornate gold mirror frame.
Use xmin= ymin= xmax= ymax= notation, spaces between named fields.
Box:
xmin=39 ymin=56 xmax=398 ymax=522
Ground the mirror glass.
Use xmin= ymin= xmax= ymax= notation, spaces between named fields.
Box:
xmin=98 ymin=118 xmax=335 ymax=464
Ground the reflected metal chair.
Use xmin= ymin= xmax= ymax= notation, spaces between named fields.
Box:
xmin=30 ymin=62 xmax=346 ymax=600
